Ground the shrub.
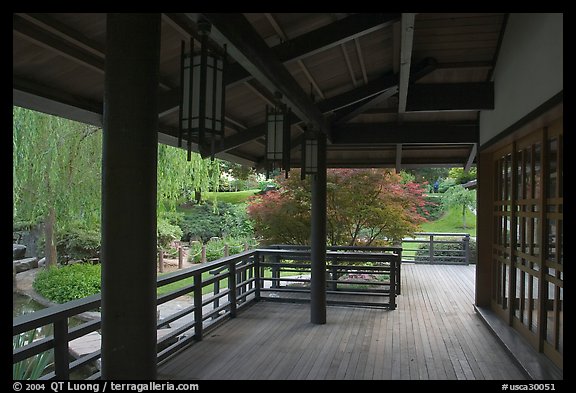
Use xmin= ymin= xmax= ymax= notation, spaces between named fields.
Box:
xmin=414 ymin=236 xmax=477 ymax=264
xmin=55 ymin=225 xmax=100 ymax=262
xmin=34 ymin=263 xmax=101 ymax=303
xmin=188 ymin=237 xmax=258 ymax=263
xmin=157 ymin=216 xmax=183 ymax=249
xmin=179 ymin=201 xmax=252 ymax=243
xmin=417 ymin=195 xmax=444 ymax=221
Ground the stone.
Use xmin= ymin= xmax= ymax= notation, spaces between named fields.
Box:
xmin=13 ymin=257 xmax=39 ymax=273
xmin=38 ymin=257 xmax=46 ymax=267
xmin=13 ymin=244 xmax=27 ymax=260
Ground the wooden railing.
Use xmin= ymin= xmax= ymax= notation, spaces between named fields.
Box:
xmin=257 ymin=246 xmax=401 ymax=309
xmin=401 ymin=232 xmax=472 ymax=265
xmin=13 ymin=246 xmax=400 ymax=380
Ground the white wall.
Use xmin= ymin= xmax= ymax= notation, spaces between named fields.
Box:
xmin=479 ymin=13 xmax=563 ymax=146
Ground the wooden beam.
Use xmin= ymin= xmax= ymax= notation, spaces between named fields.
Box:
xmin=200 ymin=13 xmax=330 ymax=139
xmin=13 ymin=76 xmax=103 ymax=126
xmin=398 ymin=13 xmax=416 ymax=114
xmin=298 ymin=59 xmax=325 ymax=100
xmin=332 ymin=87 xmax=398 ymax=125
xmin=18 ymin=13 xmax=105 ymax=58
xmin=464 ymin=143 xmax=478 ymax=171
xmin=214 ymin=57 xmax=434 ymax=155
xmin=331 ymin=122 xmax=479 ymax=144
xmin=354 ymin=38 xmax=368 ymax=85
xmin=216 ymin=70 xmax=404 ymax=154
xmin=157 ymin=13 xmax=399 ymax=117
xmin=13 ymin=15 xmax=104 ymax=74
xmin=16 ymin=13 xmax=172 ymax=90
xmin=406 ymin=82 xmax=494 ymax=111
xmin=341 ymin=42 xmax=357 ymax=88
xmin=223 ymin=13 xmax=399 ymax=88
xmin=331 ymin=57 xmax=437 ymax=124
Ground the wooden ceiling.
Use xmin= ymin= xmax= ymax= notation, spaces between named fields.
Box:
xmin=13 ymin=13 xmax=506 ymax=169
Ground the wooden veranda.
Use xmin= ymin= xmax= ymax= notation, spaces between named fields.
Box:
xmin=158 ymin=264 xmax=526 ymax=380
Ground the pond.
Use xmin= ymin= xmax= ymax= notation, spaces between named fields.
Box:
xmin=13 ymin=292 xmax=98 ymax=380
xmin=13 ymin=292 xmax=44 ymax=318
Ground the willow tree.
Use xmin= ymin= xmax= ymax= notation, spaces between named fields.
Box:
xmin=13 ymin=106 xmax=222 ymax=261
xmin=13 ymin=107 xmax=103 ymax=264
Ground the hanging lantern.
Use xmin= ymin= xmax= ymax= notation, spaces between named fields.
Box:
xmin=301 ymin=128 xmax=319 ymax=180
xmin=265 ymin=104 xmax=291 ymax=178
xmin=178 ymin=24 xmax=226 ymax=161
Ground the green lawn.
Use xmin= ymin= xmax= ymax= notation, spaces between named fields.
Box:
xmin=418 ymin=205 xmax=477 ymax=236
xmin=157 ymin=268 xmax=297 ymax=297
xmin=203 ymin=189 xmax=260 ymax=204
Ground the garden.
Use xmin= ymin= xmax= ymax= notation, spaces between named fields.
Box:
xmin=13 ymin=107 xmax=477 ymax=378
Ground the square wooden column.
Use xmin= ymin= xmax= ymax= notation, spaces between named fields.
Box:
xmin=310 ymin=133 xmax=327 ymax=324
xmin=101 ymin=13 xmax=161 ymax=379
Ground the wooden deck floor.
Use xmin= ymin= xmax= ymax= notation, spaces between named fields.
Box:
xmin=158 ymin=264 xmax=527 ymax=380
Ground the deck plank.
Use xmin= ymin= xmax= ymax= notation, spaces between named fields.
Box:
xmin=157 ymin=264 xmax=527 ymax=380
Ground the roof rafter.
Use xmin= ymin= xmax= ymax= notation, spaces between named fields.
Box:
xmin=398 ymin=13 xmax=416 ymax=114
xmin=198 ymin=12 xmax=331 ymax=139
xmin=157 ymin=13 xmax=400 ymax=118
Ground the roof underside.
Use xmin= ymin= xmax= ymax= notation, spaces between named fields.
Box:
xmin=13 ymin=13 xmax=506 ymax=169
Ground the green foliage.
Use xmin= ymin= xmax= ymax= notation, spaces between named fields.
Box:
xmin=418 ymin=195 xmax=445 ymax=221
xmin=55 ymin=224 xmax=101 ymax=262
xmin=157 ymin=144 xmax=220 ymax=213
xmin=13 ymin=329 xmax=53 ymax=380
xmin=34 ymin=264 xmax=101 ymax=303
xmin=398 ymin=170 xmax=416 ymax=184
xmin=404 ymin=167 xmax=450 ymax=186
xmin=188 ymin=237 xmax=258 ymax=263
xmin=438 ymin=177 xmax=457 ymax=193
xmin=248 ymin=169 xmax=428 ymax=246
xmin=442 ymin=186 xmax=477 ymax=229
xmin=179 ymin=201 xmax=252 ymax=243
xmin=157 ymin=215 xmax=184 ymax=249
xmin=414 ymin=237 xmax=477 ymax=264
xmin=448 ymin=167 xmax=477 ymax=184
xmin=13 ymin=106 xmax=102 ymax=234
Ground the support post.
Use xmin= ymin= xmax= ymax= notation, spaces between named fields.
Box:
xmin=310 ymin=133 xmax=327 ymax=324
xmin=158 ymin=249 xmax=164 ymax=273
xmin=178 ymin=246 xmax=184 ymax=269
xmin=101 ymin=13 xmax=161 ymax=380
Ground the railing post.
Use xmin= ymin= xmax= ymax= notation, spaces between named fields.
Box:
xmin=54 ymin=319 xmax=70 ymax=379
xmin=271 ymin=254 xmax=280 ymax=289
xmin=330 ymin=257 xmax=338 ymax=291
xmin=254 ymin=252 xmax=261 ymax=301
xmin=158 ymin=249 xmax=164 ymax=273
xmin=212 ymin=277 xmax=220 ymax=320
xmin=429 ymin=234 xmax=434 ymax=264
xmin=396 ymin=249 xmax=402 ymax=295
xmin=463 ymin=234 xmax=470 ymax=264
xmin=389 ymin=256 xmax=397 ymax=310
xmin=228 ymin=261 xmax=237 ymax=318
xmin=201 ymin=245 xmax=207 ymax=263
xmin=193 ymin=273 xmax=203 ymax=340
xmin=224 ymin=244 xmax=229 ymax=257
xmin=178 ymin=246 xmax=184 ymax=269
xmin=241 ymin=260 xmax=247 ymax=297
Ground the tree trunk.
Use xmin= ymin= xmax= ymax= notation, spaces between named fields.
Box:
xmin=462 ymin=205 xmax=467 ymax=229
xmin=44 ymin=208 xmax=57 ymax=266
xmin=194 ymin=189 xmax=202 ymax=204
